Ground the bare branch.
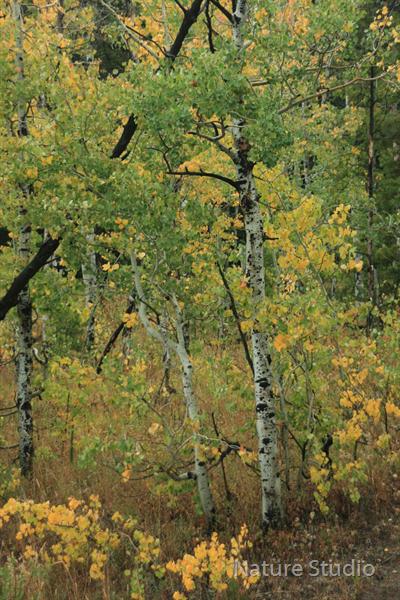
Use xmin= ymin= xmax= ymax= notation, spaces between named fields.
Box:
xmin=187 ymin=128 xmax=237 ymax=160
xmin=173 ymin=0 xmax=187 ymax=14
xmin=209 ymin=0 xmax=232 ymax=22
xmin=98 ymin=0 xmax=162 ymax=63
xmin=167 ymin=167 xmax=240 ymax=189
xmin=205 ymin=0 xmax=215 ymax=53
xmin=278 ymin=72 xmax=388 ymax=114
xmin=110 ymin=0 xmax=204 ymax=158
xmin=216 ymin=261 xmax=254 ymax=374
xmin=96 ymin=296 xmax=136 ymax=374
xmin=0 ymin=236 xmax=60 ymax=321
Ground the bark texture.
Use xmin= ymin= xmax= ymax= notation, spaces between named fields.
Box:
xmin=174 ymin=304 xmax=216 ymax=529
xmin=13 ymin=0 xmax=34 ymax=477
xmin=367 ymin=65 xmax=378 ymax=313
xmin=81 ymin=234 xmax=98 ymax=350
xmin=231 ymin=0 xmax=282 ymax=530
xmin=15 ymin=250 xmax=34 ymax=478
xmin=131 ymin=254 xmax=216 ymax=528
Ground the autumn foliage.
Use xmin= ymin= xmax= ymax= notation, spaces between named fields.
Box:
xmin=1 ymin=0 xmax=400 ymax=598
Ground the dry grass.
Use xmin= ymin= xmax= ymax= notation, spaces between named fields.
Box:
xmin=1 ymin=329 xmax=400 ymax=599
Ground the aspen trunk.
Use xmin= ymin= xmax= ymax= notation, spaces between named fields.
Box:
xmin=15 ymin=242 xmax=34 ymax=478
xmin=81 ymin=233 xmax=98 ymax=350
xmin=131 ymin=254 xmax=216 ymax=528
xmin=367 ymin=66 xmax=378 ymax=319
xmin=160 ymin=312 xmax=174 ymax=394
xmin=231 ymin=0 xmax=282 ymax=530
xmin=13 ymin=0 xmax=34 ymax=477
xmin=175 ymin=309 xmax=216 ymax=529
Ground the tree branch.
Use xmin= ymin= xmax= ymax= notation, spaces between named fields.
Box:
xmin=209 ymin=0 xmax=232 ymax=22
xmin=211 ymin=412 xmax=233 ymax=500
xmin=166 ymin=0 xmax=203 ymax=59
xmin=0 ymin=236 xmax=60 ymax=321
xmin=205 ymin=0 xmax=215 ymax=53
xmin=0 ymin=443 xmax=19 ymax=450
xmin=216 ymin=261 xmax=254 ymax=374
xmin=96 ymin=296 xmax=136 ymax=374
xmin=173 ymin=0 xmax=187 ymax=14
xmin=98 ymin=0 xmax=162 ymax=63
xmin=110 ymin=114 xmax=138 ymax=159
xmin=131 ymin=253 xmax=177 ymax=353
xmin=278 ymin=72 xmax=388 ymax=114
xmin=167 ymin=167 xmax=239 ymax=189
xmin=110 ymin=0 xmax=204 ymax=158
xmin=187 ymin=128 xmax=237 ymax=161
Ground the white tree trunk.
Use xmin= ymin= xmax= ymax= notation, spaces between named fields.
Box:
xmin=174 ymin=306 xmax=216 ymax=528
xmin=160 ymin=312 xmax=174 ymax=393
xmin=13 ymin=0 xmax=34 ymax=477
xmin=81 ymin=233 xmax=98 ymax=350
xmin=15 ymin=242 xmax=34 ymax=478
xmin=231 ymin=0 xmax=282 ymax=530
xmin=131 ymin=254 xmax=216 ymax=528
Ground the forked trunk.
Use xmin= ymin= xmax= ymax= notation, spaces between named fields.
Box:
xmin=131 ymin=254 xmax=216 ymax=528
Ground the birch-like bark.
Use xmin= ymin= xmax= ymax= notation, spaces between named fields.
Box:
xmin=231 ymin=0 xmax=282 ymax=530
xmin=15 ymin=234 xmax=34 ymax=478
xmin=160 ymin=311 xmax=174 ymax=394
xmin=173 ymin=301 xmax=216 ymax=528
xmin=131 ymin=254 xmax=216 ymax=528
xmin=81 ymin=233 xmax=98 ymax=350
xmin=13 ymin=0 xmax=34 ymax=477
xmin=367 ymin=66 xmax=378 ymax=316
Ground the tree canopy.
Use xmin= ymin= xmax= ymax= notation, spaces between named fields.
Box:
xmin=0 ymin=0 xmax=400 ymax=598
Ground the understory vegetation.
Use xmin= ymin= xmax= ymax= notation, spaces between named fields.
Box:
xmin=0 ymin=0 xmax=400 ymax=598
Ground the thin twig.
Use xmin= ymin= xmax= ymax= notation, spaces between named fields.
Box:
xmin=217 ymin=261 xmax=254 ymax=374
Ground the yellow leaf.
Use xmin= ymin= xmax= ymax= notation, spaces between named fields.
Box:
xmin=122 ymin=313 xmax=138 ymax=328
xmin=347 ymin=258 xmax=363 ymax=272
xmin=148 ymin=422 xmax=162 ymax=436
xmin=122 ymin=468 xmax=132 ymax=482
xmin=40 ymin=155 xmax=54 ymax=165
xmin=273 ymin=333 xmax=287 ymax=352
xmin=240 ymin=320 xmax=253 ymax=333
xmin=26 ymin=167 xmax=38 ymax=179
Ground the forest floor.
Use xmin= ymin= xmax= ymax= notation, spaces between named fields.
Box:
xmin=1 ymin=359 xmax=400 ymax=599
xmin=251 ymin=503 xmax=400 ymax=599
